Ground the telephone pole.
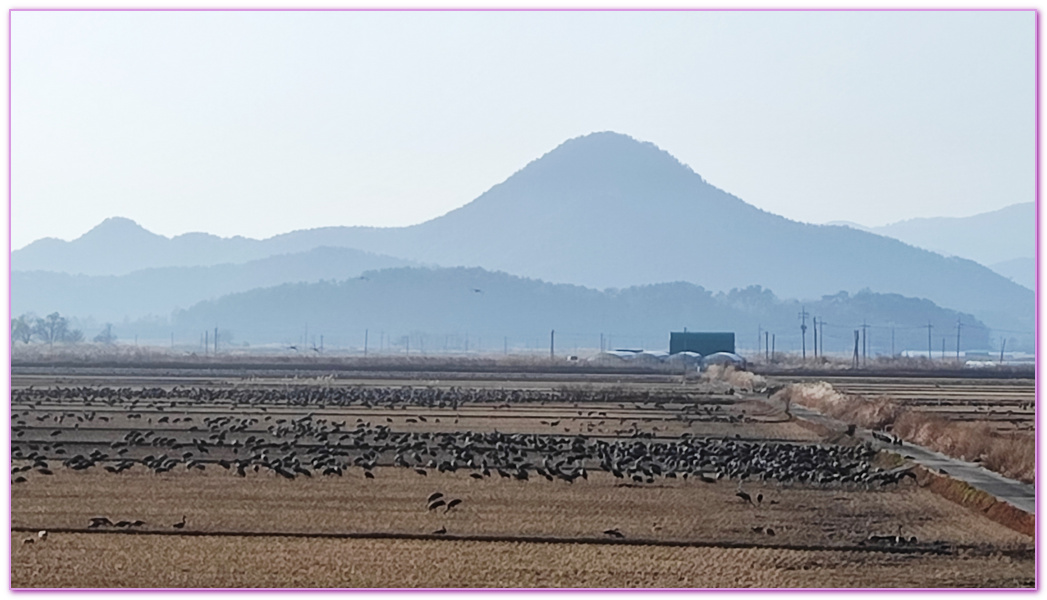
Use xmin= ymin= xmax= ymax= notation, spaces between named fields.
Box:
xmin=925 ymin=322 xmax=934 ymax=360
xmin=818 ymin=320 xmax=826 ymax=357
xmin=771 ymin=334 xmax=775 ymax=362
xmin=812 ymin=317 xmax=818 ymax=359
xmin=860 ymin=321 xmax=869 ymax=366
xmin=955 ymin=317 xmax=963 ymax=362
xmin=798 ymin=306 xmax=809 ymax=360
xmin=1000 ymin=338 xmax=1007 ymax=363
xmin=764 ymin=331 xmax=770 ymax=361
xmin=550 ymin=329 xmax=555 ymax=359
xmin=852 ymin=330 xmax=860 ymax=368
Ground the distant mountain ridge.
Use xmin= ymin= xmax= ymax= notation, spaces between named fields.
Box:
xmin=867 ymin=203 xmax=1033 ymax=267
xmin=14 ymin=132 xmax=1033 ymax=336
xmin=13 ymin=247 xmax=416 ymax=322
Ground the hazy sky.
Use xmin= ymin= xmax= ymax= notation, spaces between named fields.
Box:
xmin=11 ymin=9 xmax=1035 ymax=249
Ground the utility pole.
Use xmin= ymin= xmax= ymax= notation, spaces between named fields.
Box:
xmin=852 ymin=330 xmax=860 ymax=368
xmin=1000 ymin=338 xmax=1007 ymax=363
xmin=941 ymin=337 xmax=946 ymax=360
xmin=771 ymin=334 xmax=775 ymax=362
xmin=955 ymin=317 xmax=962 ymax=362
xmin=764 ymin=331 xmax=770 ymax=361
xmin=364 ymin=329 xmax=368 ymax=357
xmin=812 ymin=318 xmax=818 ymax=359
xmin=758 ymin=325 xmax=762 ymax=357
xmin=891 ymin=326 xmax=895 ymax=357
xmin=798 ymin=307 xmax=809 ymax=360
xmin=550 ymin=329 xmax=555 ymax=359
xmin=925 ymin=322 xmax=934 ymax=360
xmin=819 ymin=320 xmax=825 ymax=356
xmin=860 ymin=321 xmax=869 ymax=366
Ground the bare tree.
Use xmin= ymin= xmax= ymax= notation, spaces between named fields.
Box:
xmin=34 ymin=312 xmax=68 ymax=350
xmin=93 ymin=323 xmax=117 ymax=345
xmin=11 ymin=314 xmax=34 ymax=344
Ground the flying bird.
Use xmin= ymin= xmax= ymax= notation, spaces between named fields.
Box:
xmin=445 ymin=498 xmax=463 ymax=512
xmin=427 ymin=492 xmax=444 ymax=504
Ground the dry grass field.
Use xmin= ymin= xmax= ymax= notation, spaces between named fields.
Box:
xmin=11 ymin=533 xmax=1034 ymax=588
xmin=9 ymin=369 xmax=1035 ymax=588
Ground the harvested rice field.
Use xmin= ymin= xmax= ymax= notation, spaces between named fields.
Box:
xmin=9 ymin=367 xmax=1035 ymax=588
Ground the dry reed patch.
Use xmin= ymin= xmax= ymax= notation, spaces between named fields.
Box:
xmin=777 ymin=382 xmax=1035 ymax=484
xmin=10 ymin=533 xmax=1033 ymax=588
xmin=12 ymin=468 xmax=1030 ymax=548
xmin=703 ymin=365 xmax=767 ymax=391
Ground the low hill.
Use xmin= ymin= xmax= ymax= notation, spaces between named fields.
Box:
xmin=154 ymin=266 xmax=995 ymax=354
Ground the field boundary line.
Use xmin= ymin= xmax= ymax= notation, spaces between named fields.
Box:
xmin=12 ymin=526 xmax=1027 ymax=557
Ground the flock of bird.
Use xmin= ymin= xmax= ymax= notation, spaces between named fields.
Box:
xmin=13 ymin=403 xmax=908 ymax=490
xmin=13 ymin=382 xmax=927 ymax=549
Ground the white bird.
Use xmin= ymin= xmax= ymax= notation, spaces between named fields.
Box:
xmin=37 ymin=530 xmax=47 ymax=540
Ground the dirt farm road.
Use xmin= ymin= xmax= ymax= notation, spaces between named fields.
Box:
xmin=789 ymin=404 xmax=1035 ymax=515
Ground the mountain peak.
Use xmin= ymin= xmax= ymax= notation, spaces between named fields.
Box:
xmin=538 ymin=131 xmax=698 ymax=177
xmin=78 ymin=217 xmax=159 ymax=241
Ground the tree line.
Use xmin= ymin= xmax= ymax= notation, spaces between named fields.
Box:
xmin=11 ymin=312 xmax=116 ymax=347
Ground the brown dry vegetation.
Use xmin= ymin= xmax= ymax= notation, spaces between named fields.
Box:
xmin=11 ymin=533 xmax=1034 ymax=588
xmin=9 ymin=371 xmax=1036 ymax=588
xmin=702 ymin=364 xmax=768 ymax=391
xmin=12 ymin=469 xmax=1030 ymax=549
xmin=777 ymin=382 xmax=1035 ymax=483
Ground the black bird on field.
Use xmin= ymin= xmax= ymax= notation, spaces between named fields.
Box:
xmin=736 ymin=489 xmax=754 ymax=505
xmin=756 ymin=493 xmax=763 ymax=505
xmin=88 ymin=516 xmax=113 ymax=528
xmin=751 ymin=526 xmax=764 ymax=534
xmin=364 ymin=471 xmax=375 ymax=479
xmin=603 ymin=528 xmax=624 ymax=538
xmin=445 ymin=498 xmax=462 ymax=512
xmin=766 ymin=528 xmax=776 ymax=536
xmin=414 ymin=468 xmax=428 ymax=476
xmin=427 ymin=492 xmax=443 ymax=504
xmin=173 ymin=515 xmax=186 ymax=529
xmin=433 ymin=526 xmax=447 ymax=535
xmin=428 ymin=499 xmax=446 ymax=511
